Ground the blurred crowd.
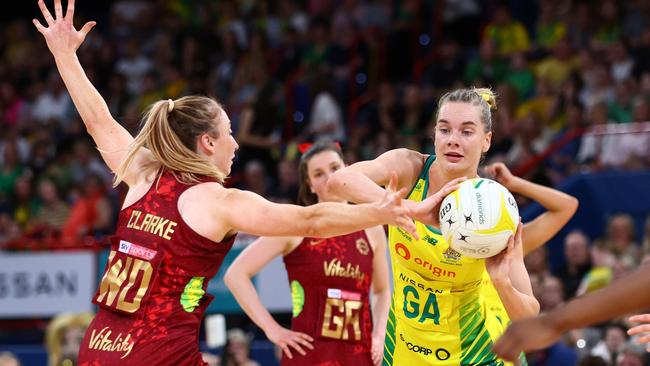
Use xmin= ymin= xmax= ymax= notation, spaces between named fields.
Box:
xmin=1 ymin=0 xmax=650 ymax=365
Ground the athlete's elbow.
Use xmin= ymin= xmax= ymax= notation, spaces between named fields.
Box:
xmin=567 ymin=196 xmax=579 ymax=216
xmin=305 ymin=218 xmax=326 ymax=238
xmin=303 ymin=207 xmax=329 ymax=238
xmin=530 ymin=297 xmax=541 ymax=316
xmin=223 ymin=267 xmax=239 ymax=291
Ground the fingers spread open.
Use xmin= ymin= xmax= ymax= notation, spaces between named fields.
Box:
xmin=283 ymin=345 xmax=293 ymax=359
xmin=289 ymin=340 xmax=306 ymax=355
xmin=628 ymin=324 xmax=650 ymax=336
xmin=54 ymin=0 xmax=63 ymax=19
xmin=65 ymin=0 xmax=76 ymax=20
xmin=629 ymin=314 xmax=650 ymax=323
xmin=38 ymin=0 xmax=55 ymax=26
xmin=32 ymin=19 xmax=46 ymax=33
xmin=79 ymin=21 xmax=96 ymax=38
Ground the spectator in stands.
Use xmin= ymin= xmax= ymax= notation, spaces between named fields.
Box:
xmin=608 ymin=82 xmax=635 ymax=124
xmin=546 ymin=102 xmax=586 ymax=184
xmin=0 ymin=81 xmax=28 ymax=129
xmin=464 ymin=39 xmax=509 ymax=86
xmin=534 ymin=0 xmax=567 ymax=50
xmin=524 ymin=246 xmax=551 ymax=277
xmin=615 ymin=344 xmax=646 ymax=366
xmin=538 ymin=275 xmax=565 ymax=311
xmin=305 ymin=72 xmax=345 ymax=143
xmin=565 ymin=2 xmax=594 ymax=50
xmin=269 ymin=158 xmax=299 ymax=203
xmin=557 ymin=230 xmax=593 ymax=299
xmin=505 ymin=52 xmax=535 ymax=100
xmin=591 ymin=323 xmax=628 ymax=365
xmin=239 ymin=160 xmax=270 ymax=197
xmin=31 ymin=72 xmax=73 ymax=126
xmin=10 ymin=175 xmax=38 ymax=229
xmin=45 ymin=312 xmax=94 ymax=366
xmin=221 ymin=329 xmax=260 ymax=366
xmin=0 ymin=140 xmax=25 ymax=199
xmin=0 ymin=352 xmax=20 ymax=366
xmin=60 ymin=173 xmax=113 ymax=242
xmin=577 ymin=242 xmax=617 ymax=296
xmin=234 ymin=73 xmax=284 ymax=178
xmin=536 ymin=38 xmax=577 ymax=91
xmin=596 ymin=213 xmax=639 ymax=269
xmin=593 ymin=0 xmax=622 ymax=50
xmin=608 ymin=41 xmax=636 ymax=85
xmin=641 ymin=215 xmax=650 ymax=255
xmin=114 ymin=39 xmax=152 ymax=95
xmin=0 ymin=213 xmax=20 ymax=245
xmin=578 ymin=356 xmax=608 ymax=366
xmin=30 ymin=179 xmax=70 ymax=230
xmin=482 ymin=4 xmax=530 ymax=56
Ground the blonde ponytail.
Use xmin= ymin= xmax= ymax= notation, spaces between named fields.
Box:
xmin=113 ymin=96 xmax=227 ymax=187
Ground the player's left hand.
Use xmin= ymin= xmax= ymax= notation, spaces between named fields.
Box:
xmin=371 ymin=334 xmax=384 ymax=366
xmin=627 ymin=314 xmax=650 ymax=351
xmin=486 ymin=223 xmax=522 ymax=284
xmin=492 ymin=314 xmax=563 ymax=362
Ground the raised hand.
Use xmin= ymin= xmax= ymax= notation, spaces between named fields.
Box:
xmin=628 ymin=314 xmax=650 ymax=351
xmin=404 ymin=177 xmax=466 ymax=226
xmin=377 ymin=172 xmax=418 ymax=239
xmin=484 ymin=162 xmax=515 ymax=190
xmin=265 ymin=324 xmax=314 ymax=359
xmin=33 ymin=0 xmax=96 ymax=57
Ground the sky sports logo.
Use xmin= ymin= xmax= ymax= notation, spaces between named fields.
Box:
xmin=118 ymin=240 xmax=157 ymax=261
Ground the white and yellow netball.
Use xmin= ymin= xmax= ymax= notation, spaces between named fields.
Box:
xmin=439 ymin=178 xmax=518 ymax=259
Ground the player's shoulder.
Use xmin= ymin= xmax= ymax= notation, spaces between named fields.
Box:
xmin=381 ymin=148 xmax=425 ymax=161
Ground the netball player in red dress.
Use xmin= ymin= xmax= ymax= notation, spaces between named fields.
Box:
xmin=226 ymin=141 xmax=390 ymax=366
xmin=31 ymin=1 xmax=452 ymax=364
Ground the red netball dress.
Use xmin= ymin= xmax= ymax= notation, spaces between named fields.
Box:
xmin=282 ymin=230 xmax=375 ymax=366
xmin=78 ymin=170 xmax=235 ymax=365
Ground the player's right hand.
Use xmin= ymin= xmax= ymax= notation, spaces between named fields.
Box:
xmin=404 ymin=176 xmax=466 ymax=227
xmin=265 ymin=324 xmax=314 ymax=359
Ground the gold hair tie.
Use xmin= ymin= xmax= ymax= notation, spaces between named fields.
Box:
xmin=167 ymin=99 xmax=174 ymax=113
xmin=478 ymin=92 xmax=496 ymax=110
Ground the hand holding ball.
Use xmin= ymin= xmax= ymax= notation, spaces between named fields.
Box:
xmin=439 ymin=178 xmax=519 ymax=259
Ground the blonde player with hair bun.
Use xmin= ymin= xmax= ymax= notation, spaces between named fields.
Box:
xmin=329 ymin=87 xmax=540 ymax=365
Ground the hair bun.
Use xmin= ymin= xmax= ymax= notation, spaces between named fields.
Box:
xmin=475 ymin=89 xmax=497 ymax=111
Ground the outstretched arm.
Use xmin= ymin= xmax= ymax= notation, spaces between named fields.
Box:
xmin=329 ymin=149 xmax=465 ymax=226
xmin=218 ymin=173 xmax=417 ymax=239
xmin=484 ymin=162 xmax=578 ymax=255
xmin=328 ymin=149 xmax=423 ymax=203
xmin=224 ymin=236 xmax=313 ymax=359
xmin=33 ymin=0 xmax=149 ymax=185
xmin=493 ymin=264 xmax=650 ymax=361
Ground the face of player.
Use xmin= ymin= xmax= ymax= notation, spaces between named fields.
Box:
xmin=434 ymin=101 xmax=491 ymax=176
xmin=307 ymin=150 xmax=345 ymax=203
xmin=210 ymin=110 xmax=239 ymax=176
